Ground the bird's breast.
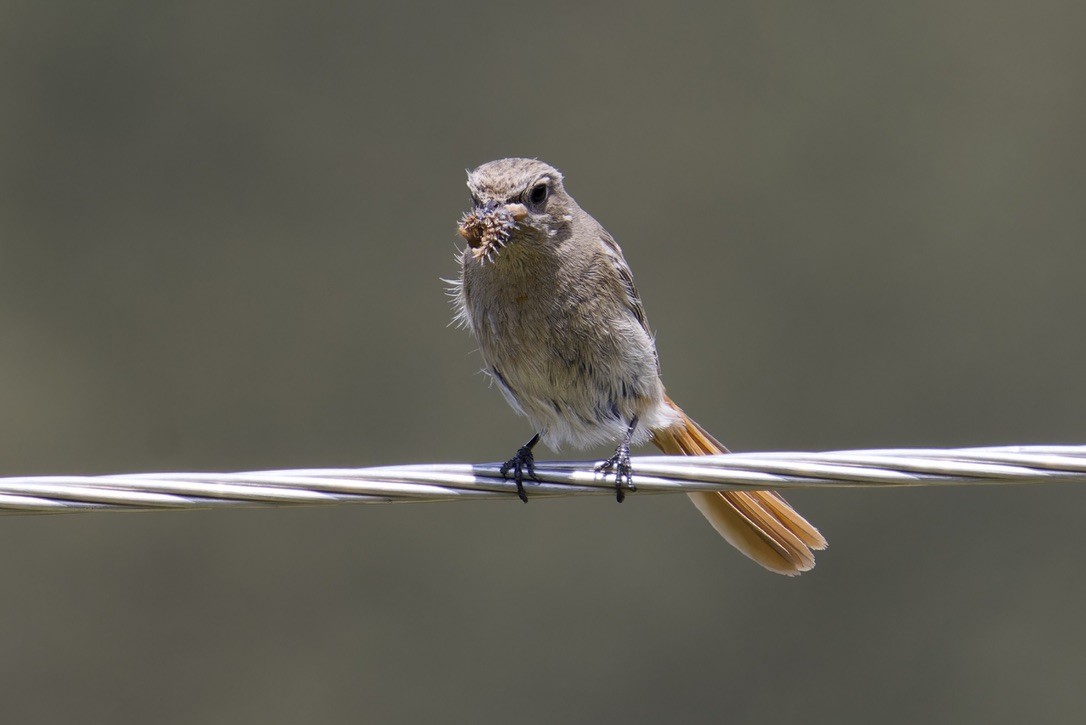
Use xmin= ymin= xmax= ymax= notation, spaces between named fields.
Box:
xmin=461 ymin=248 xmax=667 ymax=449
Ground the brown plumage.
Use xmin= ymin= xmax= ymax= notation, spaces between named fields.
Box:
xmin=454 ymin=158 xmax=828 ymax=575
xmin=651 ymin=396 xmax=826 ymax=575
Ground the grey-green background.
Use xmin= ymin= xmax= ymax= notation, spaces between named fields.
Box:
xmin=2 ymin=2 xmax=1084 ymax=723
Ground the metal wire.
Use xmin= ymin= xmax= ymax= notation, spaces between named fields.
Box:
xmin=1 ymin=444 xmax=1083 ymax=515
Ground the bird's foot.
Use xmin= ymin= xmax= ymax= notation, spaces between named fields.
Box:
xmin=500 ymin=445 xmax=538 ymax=503
xmin=597 ymin=442 xmax=634 ymax=503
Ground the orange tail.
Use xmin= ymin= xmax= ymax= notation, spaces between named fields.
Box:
xmin=650 ymin=397 xmax=827 ymax=576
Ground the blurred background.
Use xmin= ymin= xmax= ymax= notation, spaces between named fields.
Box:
xmin=1 ymin=1 xmax=1085 ymax=722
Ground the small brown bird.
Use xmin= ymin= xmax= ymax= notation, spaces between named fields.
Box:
xmin=452 ymin=158 xmax=826 ymax=575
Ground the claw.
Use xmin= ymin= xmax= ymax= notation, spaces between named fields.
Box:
xmin=500 ymin=434 xmax=541 ymax=502
xmin=597 ymin=442 xmax=635 ymax=503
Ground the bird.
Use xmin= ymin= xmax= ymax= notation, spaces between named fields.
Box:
xmin=450 ymin=158 xmax=826 ymax=575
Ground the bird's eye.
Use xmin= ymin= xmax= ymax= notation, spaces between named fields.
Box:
xmin=527 ymin=183 xmax=548 ymax=206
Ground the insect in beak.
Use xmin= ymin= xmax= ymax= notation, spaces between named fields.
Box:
xmin=458 ymin=201 xmax=526 ymax=263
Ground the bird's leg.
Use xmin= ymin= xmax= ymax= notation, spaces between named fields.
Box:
xmin=500 ymin=432 xmax=541 ymax=503
xmin=597 ymin=416 xmax=639 ymax=503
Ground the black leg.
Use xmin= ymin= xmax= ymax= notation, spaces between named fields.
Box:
xmin=597 ymin=417 xmax=639 ymax=502
xmin=500 ymin=432 xmax=541 ymax=503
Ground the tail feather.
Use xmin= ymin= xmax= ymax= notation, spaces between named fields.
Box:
xmin=650 ymin=397 xmax=827 ymax=576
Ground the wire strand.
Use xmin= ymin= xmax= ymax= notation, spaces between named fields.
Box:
xmin=1 ymin=444 xmax=1083 ymax=515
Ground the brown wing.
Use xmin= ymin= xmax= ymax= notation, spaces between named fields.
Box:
xmin=599 ymin=230 xmax=649 ymax=332
xmin=598 ymin=229 xmax=659 ymax=372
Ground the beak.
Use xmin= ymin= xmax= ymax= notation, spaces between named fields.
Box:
xmin=504 ymin=203 xmax=528 ymax=221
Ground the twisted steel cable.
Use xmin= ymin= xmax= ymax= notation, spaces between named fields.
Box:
xmin=0 ymin=445 xmax=1083 ymax=515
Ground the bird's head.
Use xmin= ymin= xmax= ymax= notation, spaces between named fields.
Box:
xmin=458 ymin=158 xmax=573 ymax=263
